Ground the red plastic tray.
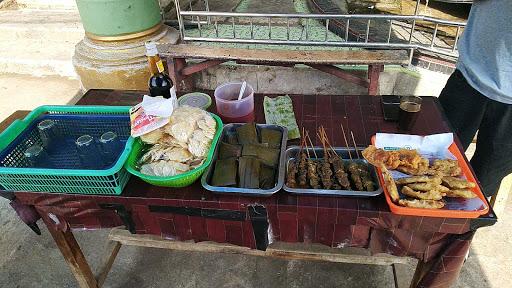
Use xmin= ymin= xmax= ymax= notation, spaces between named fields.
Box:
xmin=372 ymin=136 xmax=489 ymax=218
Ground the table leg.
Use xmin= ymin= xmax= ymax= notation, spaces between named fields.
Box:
xmin=96 ymin=240 xmax=122 ymax=287
xmin=409 ymin=260 xmax=431 ymax=288
xmin=43 ymin=219 xmax=98 ymax=288
xmin=368 ymin=64 xmax=383 ymax=96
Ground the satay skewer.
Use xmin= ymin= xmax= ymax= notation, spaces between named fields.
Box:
xmin=350 ymin=131 xmax=360 ymax=160
xmin=305 ymin=130 xmax=318 ymax=158
xmin=340 ymin=122 xmax=352 ymax=160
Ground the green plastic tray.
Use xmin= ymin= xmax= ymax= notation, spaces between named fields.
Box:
xmin=125 ymin=113 xmax=223 ymax=187
xmin=0 ymin=105 xmax=134 ymax=195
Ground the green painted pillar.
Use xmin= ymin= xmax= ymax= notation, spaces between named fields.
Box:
xmin=72 ymin=0 xmax=180 ymax=91
xmin=76 ymin=0 xmax=162 ymax=39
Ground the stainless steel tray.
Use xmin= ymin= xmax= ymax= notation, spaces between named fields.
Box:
xmin=201 ymin=123 xmax=287 ymax=196
xmin=282 ymin=146 xmax=383 ymax=197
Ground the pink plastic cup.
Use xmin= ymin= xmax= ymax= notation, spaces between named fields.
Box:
xmin=214 ymin=82 xmax=255 ymax=123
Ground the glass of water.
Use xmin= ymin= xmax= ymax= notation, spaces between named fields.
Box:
xmin=37 ymin=119 xmax=60 ymax=152
xmin=99 ymin=131 xmax=121 ymax=166
xmin=24 ymin=145 xmax=50 ymax=168
xmin=76 ymin=135 xmax=103 ymax=169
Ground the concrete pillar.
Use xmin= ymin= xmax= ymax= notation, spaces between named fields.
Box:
xmin=72 ymin=0 xmax=179 ymax=91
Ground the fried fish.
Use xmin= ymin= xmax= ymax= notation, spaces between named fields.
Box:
xmin=396 ymin=176 xmax=442 ymax=185
xmin=441 ymin=176 xmax=476 ymax=189
xmin=407 ymin=182 xmax=448 ymax=192
xmin=444 ymin=189 xmax=478 ymax=199
xmin=398 ymin=199 xmax=445 ymax=209
xmin=382 ymin=166 xmax=399 ymax=203
xmin=401 ymin=186 xmax=445 ymax=201
xmin=427 ymin=159 xmax=462 ymax=177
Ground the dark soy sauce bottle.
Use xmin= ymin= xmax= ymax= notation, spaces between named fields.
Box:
xmin=145 ymin=41 xmax=173 ymax=99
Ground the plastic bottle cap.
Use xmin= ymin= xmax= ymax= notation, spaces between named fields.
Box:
xmin=178 ymin=92 xmax=212 ymax=110
xmin=145 ymin=41 xmax=158 ymax=56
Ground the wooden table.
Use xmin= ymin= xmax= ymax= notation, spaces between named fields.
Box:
xmin=0 ymin=89 xmax=497 ymax=288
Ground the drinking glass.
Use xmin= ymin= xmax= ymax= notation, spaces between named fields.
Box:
xmin=24 ymin=145 xmax=50 ymax=167
xmin=398 ymin=96 xmax=422 ymax=131
xmin=99 ymin=131 xmax=121 ymax=166
xmin=75 ymin=135 xmax=103 ymax=169
xmin=37 ymin=119 xmax=60 ymax=152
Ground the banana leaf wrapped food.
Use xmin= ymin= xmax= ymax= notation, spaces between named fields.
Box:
xmin=236 ymin=122 xmax=258 ymax=144
xmin=210 ymin=123 xmax=283 ymax=190
xmin=260 ymin=165 xmax=276 ymax=190
xmin=242 ymin=144 xmax=280 ymax=167
xmin=260 ymin=128 xmax=282 ymax=149
xmin=211 ymin=158 xmax=237 ymax=187
xmin=238 ymin=156 xmax=260 ymax=189
xmin=218 ymin=142 xmax=242 ymax=159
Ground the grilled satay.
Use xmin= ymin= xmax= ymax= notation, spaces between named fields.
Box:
xmin=356 ymin=163 xmax=375 ymax=191
xmin=319 ymin=159 xmax=333 ymax=189
xmin=348 ymin=161 xmax=364 ymax=191
xmin=317 ymin=126 xmax=333 ymax=189
xmin=286 ymin=159 xmax=298 ymax=188
xmin=297 ymin=151 xmax=308 ymax=186
xmin=330 ymin=155 xmax=351 ymax=190
xmin=307 ymin=159 xmax=321 ymax=189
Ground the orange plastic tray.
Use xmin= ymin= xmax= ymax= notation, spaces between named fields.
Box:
xmin=372 ymin=136 xmax=489 ymax=218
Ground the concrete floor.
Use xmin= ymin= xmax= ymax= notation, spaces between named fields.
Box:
xmin=0 ymin=73 xmax=81 ymax=122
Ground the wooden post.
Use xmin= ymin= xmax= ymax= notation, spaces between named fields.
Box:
xmin=167 ymin=57 xmax=193 ymax=92
xmin=43 ymin=219 xmax=98 ymax=288
xmin=96 ymin=240 xmax=122 ymax=287
xmin=368 ymin=64 xmax=383 ymax=96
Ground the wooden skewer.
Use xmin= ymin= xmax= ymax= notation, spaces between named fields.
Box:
xmin=318 ymin=127 xmax=332 ymax=159
xmin=350 ymin=131 xmax=360 ymax=159
xmin=305 ymin=130 xmax=318 ymax=158
xmin=304 ymin=134 xmax=311 ymax=159
xmin=340 ymin=122 xmax=352 ymax=160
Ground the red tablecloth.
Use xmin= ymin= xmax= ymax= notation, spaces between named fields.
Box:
xmin=3 ymin=90 xmax=496 ymax=288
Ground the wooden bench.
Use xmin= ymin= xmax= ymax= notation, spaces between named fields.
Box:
xmin=94 ymin=228 xmax=418 ymax=288
xmin=159 ymin=44 xmax=410 ymax=95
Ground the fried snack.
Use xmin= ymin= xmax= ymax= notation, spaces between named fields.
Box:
xmin=398 ymin=199 xmax=445 ymax=209
xmin=401 ymin=186 xmax=445 ymax=201
xmin=427 ymin=159 xmax=462 ymax=177
xmin=362 ymin=145 xmax=427 ymax=172
xmin=441 ymin=176 xmax=476 ymax=189
xmin=396 ymin=176 xmax=441 ymax=185
xmin=396 ymin=158 xmax=430 ymax=175
xmin=444 ymin=189 xmax=478 ymax=199
xmin=407 ymin=181 xmax=445 ymax=192
xmin=381 ymin=166 xmax=399 ymax=203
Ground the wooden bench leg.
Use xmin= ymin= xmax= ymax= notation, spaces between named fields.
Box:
xmin=368 ymin=65 xmax=383 ymax=96
xmin=44 ymin=219 xmax=98 ymax=288
xmin=168 ymin=57 xmax=193 ymax=92
xmin=95 ymin=240 xmax=122 ymax=287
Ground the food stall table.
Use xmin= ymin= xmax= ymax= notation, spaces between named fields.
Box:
xmin=0 ymin=89 xmax=497 ymax=288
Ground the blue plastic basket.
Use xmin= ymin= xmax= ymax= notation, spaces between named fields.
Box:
xmin=0 ymin=105 xmax=134 ymax=195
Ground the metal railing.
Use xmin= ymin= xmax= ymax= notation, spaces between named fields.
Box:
xmin=172 ymin=0 xmax=466 ymax=60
